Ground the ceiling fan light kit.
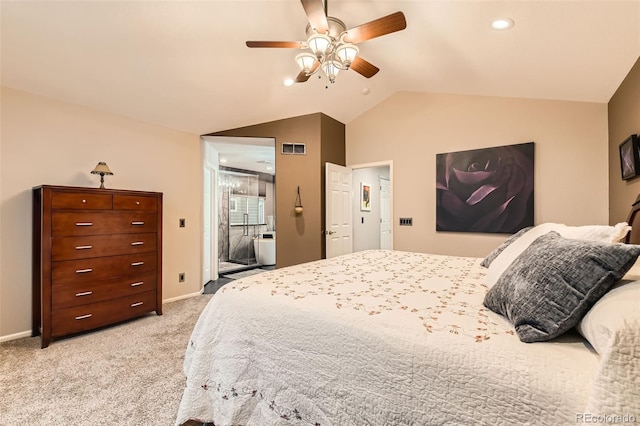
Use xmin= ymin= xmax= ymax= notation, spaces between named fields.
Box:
xmin=295 ymin=53 xmax=317 ymax=74
xmin=307 ymin=33 xmax=332 ymax=56
xmin=335 ymin=43 xmax=359 ymax=67
xmin=246 ymin=0 xmax=406 ymax=85
xmin=321 ymin=60 xmax=342 ymax=83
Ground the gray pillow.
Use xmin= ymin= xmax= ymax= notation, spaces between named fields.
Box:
xmin=480 ymin=226 xmax=532 ymax=268
xmin=483 ymin=231 xmax=640 ymax=343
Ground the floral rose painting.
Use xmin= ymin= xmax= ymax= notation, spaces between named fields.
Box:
xmin=436 ymin=142 xmax=534 ymax=233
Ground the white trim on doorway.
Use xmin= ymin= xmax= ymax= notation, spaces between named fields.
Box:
xmin=349 ymin=160 xmax=394 ymax=251
xmin=202 ymin=160 xmax=218 ymax=286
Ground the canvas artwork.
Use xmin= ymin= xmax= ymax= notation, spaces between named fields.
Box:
xmin=436 ymin=142 xmax=534 ymax=233
xmin=619 ymin=134 xmax=640 ymax=180
xmin=361 ymin=183 xmax=371 ymax=211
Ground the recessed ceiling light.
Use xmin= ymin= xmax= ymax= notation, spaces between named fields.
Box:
xmin=283 ymin=78 xmax=294 ymax=87
xmin=219 ymin=158 xmax=227 ymax=163
xmin=491 ymin=18 xmax=515 ymax=30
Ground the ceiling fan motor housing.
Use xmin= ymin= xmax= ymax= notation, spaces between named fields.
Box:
xmin=306 ymin=16 xmax=346 ymax=41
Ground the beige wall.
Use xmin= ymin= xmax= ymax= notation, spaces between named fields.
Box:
xmin=0 ymin=82 xmax=623 ymax=340
xmin=212 ymin=113 xmax=345 ymax=268
xmin=609 ymin=57 xmax=640 ymax=223
xmin=346 ymin=91 xmax=609 ymax=258
xmin=0 ymin=87 xmax=202 ymax=340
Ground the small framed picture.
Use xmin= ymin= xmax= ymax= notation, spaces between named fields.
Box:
xmin=619 ymin=134 xmax=640 ymax=180
xmin=360 ymin=183 xmax=371 ymax=211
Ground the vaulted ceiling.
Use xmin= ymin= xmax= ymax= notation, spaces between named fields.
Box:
xmin=2 ymin=1 xmax=639 ymax=136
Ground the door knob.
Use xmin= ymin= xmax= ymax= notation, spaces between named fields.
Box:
xmin=324 ymin=230 xmax=336 ymax=235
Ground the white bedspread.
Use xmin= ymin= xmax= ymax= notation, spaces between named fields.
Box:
xmin=176 ymin=250 xmax=631 ymax=425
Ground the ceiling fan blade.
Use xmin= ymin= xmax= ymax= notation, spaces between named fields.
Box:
xmin=301 ymin=0 xmax=329 ymax=33
xmin=350 ymin=56 xmax=379 ymax=78
xmin=246 ymin=41 xmax=305 ymax=48
xmin=295 ymin=71 xmax=312 ymax=83
xmin=344 ymin=11 xmax=407 ymax=44
xmin=295 ymin=61 xmax=321 ymax=83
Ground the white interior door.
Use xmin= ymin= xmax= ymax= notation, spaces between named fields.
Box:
xmin=380 ymin=176 xmax=392 ymax=249
xmin=325 ymin=163 xmax=353 ymax=258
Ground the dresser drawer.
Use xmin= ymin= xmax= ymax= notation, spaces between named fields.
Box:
xmin=52 ymin=212 xmax=158 ymax=236
xmin=113 ymin=194 xmax=158 ymax=211
xmin=52 ymin=252 xmax=157 ymax=283
xmin=52 ymin=290 xmax=157 ymax=337
xmin=52 ymin=233 xmax=157 ymax=261
xmin=52 ymin=271 xmax=157 ymax=309
xmin=52 ymin=192 xmax=112 ymax=210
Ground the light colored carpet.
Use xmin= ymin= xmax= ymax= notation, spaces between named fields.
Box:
xmin=0 ymin=294 xmax=213 ymax=425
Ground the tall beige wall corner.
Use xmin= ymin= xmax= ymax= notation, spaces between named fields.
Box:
xmin=347 ymin=91 xmax=608 ymax=258
xmin=211 ymin=112 xmax=345 ymax=268
xmin=609 ymin=56 xmax=640 ymax=224
xmin=0 ymin=87 xmax=202 ymax=340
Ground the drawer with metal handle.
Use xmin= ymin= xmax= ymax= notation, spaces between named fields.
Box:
xmin=52 ymin=270 xmax=157 ymax=309
xmin=51 ymin=290 xmax=157 ymax=337
xmin=52 ymin=212 xmax=158 ymax=236
xmin=113 ymin=194 xmax=158 ymax=211
xmin=51 ymin=192 xmax=113 ymax=210
xmin=51 ymin=232 xmax=157 ymax=260
xmin=52 ymin=252 xmax=157 ymax=284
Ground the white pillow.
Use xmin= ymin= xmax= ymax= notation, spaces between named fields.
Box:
xmin=484 ymin=222 xmax=632 ymax=287
xmin=559 ymin=222 xmax=631 ymax=243
xmin=576 ymin=277 xmax=640 ymax=355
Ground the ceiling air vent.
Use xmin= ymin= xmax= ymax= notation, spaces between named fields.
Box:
xmin=282 ymin=143 xmax=306 ymax=155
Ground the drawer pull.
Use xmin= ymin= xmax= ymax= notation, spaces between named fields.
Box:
xmin=136 ymin=201 xmax=140 ymax=205
xmin=75 ymin=268 xmax=93 ymax=273
xmin=131 ymin=221 xmax=145 ymax=225
xmin=75 ymin=222 xmax=93 ymax=226
xmin=75 ymin=245 xmax=93 ymax=250
xmin=131 ymin=241 xmax=144 ymax=246
xmin=75 ymin=291 xmax=93 ymax=297
xmin=75 ymin=314 xmax=92 ymax=320
xmin=82 ymin=199 xmax=87 ymax=204
xmin=130 ymin=281 xmax=144 ymax=287
xmin=131 ymin=302 xmax=144 ymax=307
xmin=131 ymin=261 xmax=144 ymax=266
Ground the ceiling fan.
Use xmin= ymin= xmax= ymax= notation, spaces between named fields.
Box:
xmin=246 ymin=0 xmax=407 ymax=84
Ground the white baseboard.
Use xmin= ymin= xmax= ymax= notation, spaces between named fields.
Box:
xmin=162 ymin=289 xmax=204 ymax=304
xmin=0 ymin=290 xmax=206 ymax=343
xmin=0 ymin=330 xmax=32 ymax=343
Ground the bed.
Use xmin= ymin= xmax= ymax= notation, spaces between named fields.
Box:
xmin=176 ymin=213 xmax=640 ymax=425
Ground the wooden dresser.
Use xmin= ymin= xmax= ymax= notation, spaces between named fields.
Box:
xmin=32 ymin=185 xmax=162 ymax=348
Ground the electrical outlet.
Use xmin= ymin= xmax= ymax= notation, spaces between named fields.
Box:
xmin=179 ymin=218 xmax=186 ymax=228
xmin=179 ymin=273 xmax=185 ymax=282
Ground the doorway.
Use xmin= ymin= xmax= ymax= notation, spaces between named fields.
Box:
xmin=351 ymin=162 xmax=393 ymax=252
xmin=324 ymin=161 xmax=393 ymax=259
xmin=202 ymin=136 xmax=276 ymax=283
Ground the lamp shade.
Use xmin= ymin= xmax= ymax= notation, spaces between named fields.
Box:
xmin=295 ymin=53 xmax=317 ymax=73
xmin=335 ymin=43 xmax=359 ymax=67
xmin=307 ymin=33 xmax=331 ymax=57
xmin=91 ymin=162 xmax=113 ymax=176
xmin=321 ymin=60 xmax=341 ymax=83
xmin=90 ymin=162 xmax=113 ymax=189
